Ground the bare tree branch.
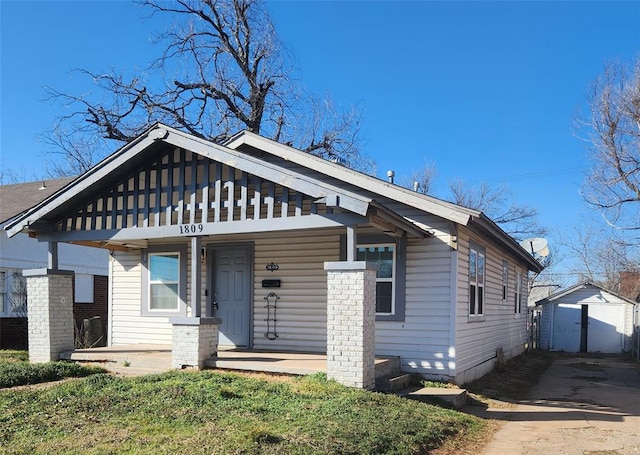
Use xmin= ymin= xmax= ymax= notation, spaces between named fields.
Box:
xmin=43 ymin=0 xmax=367 ymax=174
xmin=560 ymin=225 xmax=640 ymax=290
xmin=580 ymin=57 xmax=640 ymax=235
xmin=449 ymin=179 xmax=546 ymax=240
xmin=402 ymin=161 xmax=437 ymax=194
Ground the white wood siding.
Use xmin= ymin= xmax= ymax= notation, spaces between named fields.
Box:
xmin=251 ymin=231 xmax=338 ymax=351
xmin=454 ymin=226 xmax=530 ymax=384
xmin=374 ymin=215 xmax=456 ymax=379
xmin=202 ymin=229 xmax=340 ymax=352
xmin=110 ymin=250 xmax=173 ymax=345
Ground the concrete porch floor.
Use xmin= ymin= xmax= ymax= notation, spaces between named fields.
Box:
xmin=61 ymin=344 xmax=400 ymax=378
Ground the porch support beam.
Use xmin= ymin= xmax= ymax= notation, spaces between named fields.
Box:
xmin=48 ymin=241 xmax=59 ymax=270
xmin=190 ymin=236 xmax=202 ymax=317
xmin=324 ymin=261 xmax=379 ymax=390
xmin=346 ymin=225 xmax=357 ymax=262
xmin=37 ymin=213 xmax=368 ymax=243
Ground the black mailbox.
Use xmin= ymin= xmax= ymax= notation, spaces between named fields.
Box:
xmin=262 ymin=279 xmax=281 ymax=288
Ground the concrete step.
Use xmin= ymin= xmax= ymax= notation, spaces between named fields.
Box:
xmin=61 ymin=348 xmax=172 ymax=372
xmin=398 ymin=386 xmax=468 ymax=409
xmin=374 ymin=356 xmax=401 ymax=378
xmin=375 ymin=373 xmax=413 ymax=393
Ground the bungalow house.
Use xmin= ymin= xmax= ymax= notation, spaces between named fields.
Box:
xmin=0 ymin=179 xmax=109 ymax=349
xmin=537 ymin=281 xmax=637 ymax=354
xmin=4 ymin=123 xmax=542 ymax=388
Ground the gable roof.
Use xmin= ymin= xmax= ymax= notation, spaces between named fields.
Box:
xmin=536 ymin=280 xmax=638 ymax=306
xmin=225 ymin=130 xmax=478 ymax=225
xmin=3 ymin=124 xmax=428 ymax=241
xmin=3 ymin=124 xmax=542 ymax=272
xmin=0 ymin=177 xmax=75 ymax=225
xmin=225 ymin=130 xmax=542 ymax=272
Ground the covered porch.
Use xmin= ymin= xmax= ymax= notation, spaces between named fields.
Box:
xmin=61 ymin=344 xmax=401 ymax=379
xmin=6 ymin=124 xmax=430 ymax=390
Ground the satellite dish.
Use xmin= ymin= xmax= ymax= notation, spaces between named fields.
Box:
xmin=519 ymin=238 xmax=549 ymax=257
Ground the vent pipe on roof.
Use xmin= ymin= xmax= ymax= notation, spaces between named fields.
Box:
xmin=413 ymin=181 xmax=420 ymax=192
xmin=387 ymin=170 xmax=395 ymax=184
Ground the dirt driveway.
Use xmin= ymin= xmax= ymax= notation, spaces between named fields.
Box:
xmin=479 ymin=356 xmax=640 ymax=455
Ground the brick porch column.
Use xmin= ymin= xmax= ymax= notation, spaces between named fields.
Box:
xmin=170 ymin=317 xmax=222 ymax=369
xmin=23 ymin=269 xmax=75 ymax=363
xmin=324 ymin=261 xmax=378 ymax=390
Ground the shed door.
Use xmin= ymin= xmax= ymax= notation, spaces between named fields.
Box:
xmin=552 ymin=303 xmax=582 ymax=352
xmin=587 ymin=304 xmax=625 ymax=353
xmin=213 ymin=246 xmax=251 ymax=347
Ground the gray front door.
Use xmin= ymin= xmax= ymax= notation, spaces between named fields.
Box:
xmin=212 ymin=246 xmax=251 ymax=347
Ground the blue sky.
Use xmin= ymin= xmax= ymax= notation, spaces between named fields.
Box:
xmin=1 ymin=1 xmax=639 ymax=284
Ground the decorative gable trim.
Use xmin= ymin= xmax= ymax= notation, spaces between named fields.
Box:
xmin=6 ymin=124 xmax=429 ymax=243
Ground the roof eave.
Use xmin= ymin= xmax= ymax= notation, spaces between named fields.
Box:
xmin=472 ymin=213 xmax=544 ymax=273
xmin=225 ymin=131 xmax=475 ymax=226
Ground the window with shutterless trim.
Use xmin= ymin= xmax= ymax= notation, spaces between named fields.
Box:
xmin=141 ymin=244 xmax=187 ymax=317
xmin=469 ymin=241 xmax=485 ymax=317
xmin=514 ymin=269 xmax=523 ymax=314
xmin=502 ymin=260 xmax=509 ymax=305
xmin=356 ymin=244 xmax=395 ymax=314
xmin=340 ymin=233 xmax=406 ymax=322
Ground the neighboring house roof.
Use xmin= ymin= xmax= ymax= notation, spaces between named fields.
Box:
xmin=535 ymin=280 xmax=639 ymax=306
xmin=3 ymin=123 xmax=542 ymax=272
xmin=0 ymin=177 xmax=76 ymax=225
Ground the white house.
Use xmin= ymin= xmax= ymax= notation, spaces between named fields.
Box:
xmin=5 ymin=124 xmax=542 ymax=387
xmin=537 ymin=281 xmax=637 ymax=354
xmin=0 ymin=179 xmax=110 ymax=348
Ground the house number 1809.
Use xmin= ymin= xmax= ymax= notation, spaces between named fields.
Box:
xmin=179 ymin=224 xmax=204 ymax=234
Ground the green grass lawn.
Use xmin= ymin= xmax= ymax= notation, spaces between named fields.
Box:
xmin=0 ymin=351 xmax=484 ymax=454
xmin=0 ymin=350 xmax=106 ymax=388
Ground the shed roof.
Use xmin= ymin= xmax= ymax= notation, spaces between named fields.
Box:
xmin=536 ymin=280 xmax=638 ymax=306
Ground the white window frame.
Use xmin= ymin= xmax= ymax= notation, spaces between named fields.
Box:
xmin=148 ymin=252 xmax=181 ymax=313
xmin=514 ymin=269 xmax=522 ymax=314
xmin=141 ymin=244 xmax=187 ymax=317
xmin=357 ymin=243 xmax=396 ymax=316
xmin=469 ymin=243 xmax=485 ymax=318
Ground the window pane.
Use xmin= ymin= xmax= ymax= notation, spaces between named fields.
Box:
xmin=357 ymin=245 xmax=394 ymax=278
xmin=477 ymin=254 xmax=485 ymax=285
xmin=469 ymin=284 xmax=476 ymax=314
xmin=150 ymin=283 xmax=178 ymax=310
xmin=150 ymin=254 xmax=179 ymax=282
xmin=376 ymin=282 xmax=393 ymax=313
xmin=469 ymin=250 xmax=477 ymax=282
xmin=478 ymin=287 xmax=484 ymax=314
